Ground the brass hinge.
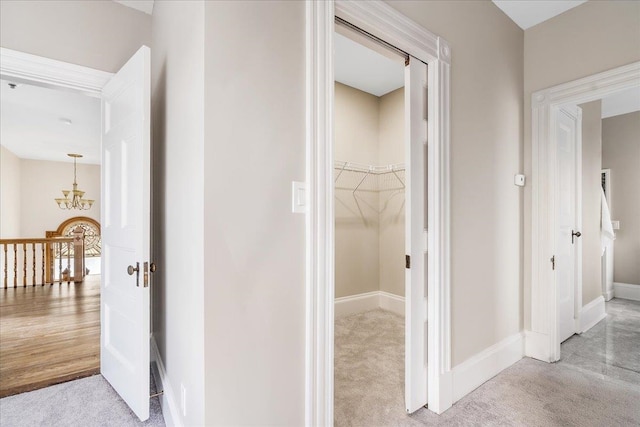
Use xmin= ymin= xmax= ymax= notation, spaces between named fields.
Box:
xmin=550 ymin=255 xmax=555 ymax=270
xmin=405 ymin=255 xmax=411 ymax=269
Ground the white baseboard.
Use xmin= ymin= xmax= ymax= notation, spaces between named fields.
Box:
xmin=150 ymin=336 xmax=182 ymax=427
xmin=579 ymin=296 xmax=607 ymax=333
xmin=614 ymin=282 xmax=640 ymax=301
xmin=335 ymin=291 xmax=405 ymax=317
xmin=452 ymin=332 xmax=524 ymax=403
xmin=379 ymin=291 xmax=405 ymax=316
xmin=604 ymin=289 xmax=614 ymax=301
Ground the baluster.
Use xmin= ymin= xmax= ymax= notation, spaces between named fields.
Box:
xmin=13 ymin=243 xmax=17 ymax=288
xmin=22 ymin=243 xmax=27 ymax=287
xmin=66 ymin=242 xmax=71 ymax=284
xmin=58 ymin=242 xmax=62 ymax=285
xmin=32 ymin=243 xmax=36 ymax=286
xmin=3 ymin=244 xmax=7 ymax=289
xmin=41 ymin=242 xmax=45 ymax=286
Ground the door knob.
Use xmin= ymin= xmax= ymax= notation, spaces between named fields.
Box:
xmin=571 ymin=230 xmax=582 ymax=244
xmin=127 ymin=262 xmax=140 ymax=286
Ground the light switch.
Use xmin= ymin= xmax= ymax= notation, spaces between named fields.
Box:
xmin=514 ymin=174 xmax=526 ymax=187
xmin=292 ymin=181 xmax=306 ymax=213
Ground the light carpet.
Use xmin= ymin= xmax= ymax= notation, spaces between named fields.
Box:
xmin=335 ymin=308 xmax=640 ymax=426
xmin=0 ymin=373 xmax=164 ymax=427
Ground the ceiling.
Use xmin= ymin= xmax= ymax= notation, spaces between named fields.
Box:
xmin=492 ymin=0 xmax=588 ymax=30
xmin=0 ymin=80 xmax=101 ymax=165
xmin=334 ymin=32 xmax=405 ymax=97
xmin=113 ymin=0 xmax=154 ymax=15
xmin=601 ymin=87 xmax=640 ymax=119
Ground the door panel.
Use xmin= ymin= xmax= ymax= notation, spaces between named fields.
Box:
xmin=101 ymin=46 xmax=151 ymax=421
xmin=405 ymin=57 xmax=428 ymax=413
xmin=556 ymin=107 xmax=578 ymax=344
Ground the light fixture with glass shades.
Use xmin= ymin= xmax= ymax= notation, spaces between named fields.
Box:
xmin=55 ymin=153 xmax=94 ymax=210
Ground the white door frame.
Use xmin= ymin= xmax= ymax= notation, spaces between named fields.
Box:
xmin=528 ymin=61 xmax=640 ymax=362
xmin=305 ymin=1 xmax=453 ymax=424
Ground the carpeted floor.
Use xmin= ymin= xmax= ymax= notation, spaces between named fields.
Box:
xmin=335 ymin=307 xmax=640 ymax=426
xmin=0 ymin=372 xmax=165 ymax=427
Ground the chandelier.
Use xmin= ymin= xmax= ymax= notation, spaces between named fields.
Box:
xmin=55 ymin=153 xmax=94 ymax=210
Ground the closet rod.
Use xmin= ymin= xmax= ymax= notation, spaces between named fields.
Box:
xmin=335 ymin=16 xmax=410 ymax=65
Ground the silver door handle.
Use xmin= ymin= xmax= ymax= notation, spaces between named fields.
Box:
xmin=571 ymin=230 xmax=581 ymax=244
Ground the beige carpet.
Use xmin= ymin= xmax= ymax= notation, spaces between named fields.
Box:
xmin=335 ymin=308 xmax=640 ymax=426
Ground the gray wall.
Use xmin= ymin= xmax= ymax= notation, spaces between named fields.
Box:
xmin=602 ymin=111 xmax=640 ymax=286
xmin=0 ymin=0 xmax=151 ymax=73
xmin=203 ymin=1 xmax=306 ymax=424
xmin=388 ymin=0 xmax=524 ymax=366
xmin=579 ymin=101 xmax=603 ymax=305
xmin=523 ymin=0 xmax=640 ymax=329
xmin=151 ymin=2 xmax=206 ymax=426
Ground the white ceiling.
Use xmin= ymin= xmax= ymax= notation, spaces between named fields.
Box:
xmin=601 ymin=87 xmax=640 ymax=119
xmin=334 ymin=32 xmax=404 ymax=97
xmin=113 ymin=0 xmax=154 ymax=15
xmin=492 ymin=1 xmax=588 ymax=30
xmin=0 ymin=80 xmax=101 ymax=165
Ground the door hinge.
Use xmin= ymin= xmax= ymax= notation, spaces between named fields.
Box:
xmin=406 ymin=255 xmax=411 ymax=269
xmin=550 ymin=255 xmax=555 ymax=270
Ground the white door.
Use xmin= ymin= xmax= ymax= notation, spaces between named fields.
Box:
xmin=556 ymin=107 xmax=580 ymax=344
xmin=405 ymin=56 xmax=428 ymax=413
xmin=101 ymin=46 xmax=151 ymax=421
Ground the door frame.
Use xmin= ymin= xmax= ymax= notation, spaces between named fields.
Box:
xmin=305 ymin=1 xmax=453 ymax=423
xmin=528 ymin=61 xmax=640 ymax=362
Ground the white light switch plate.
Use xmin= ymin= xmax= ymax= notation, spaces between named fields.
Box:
xmin=514 ymin=174 xmax=526 ymax=187
xmin=292 ymin=181 xmax=306 ymax=213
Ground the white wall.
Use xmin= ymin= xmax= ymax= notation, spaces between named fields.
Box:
xmin=151 ymin=1 xmax=205 ymax=426
xmin=523 ymin=0 xmax=640 ymax=329
xmin=579 ymin=101 xmax=603 ymax=305
xmin=602 ymin=111 xmax=640 ymax=286
xmin=203 ymin=1 xmax=306 ymax=424
xmin=388 ymin=0 xmax=524 ymax=367
xmin=0 ymin=145 xmax=21 ymax=238
xmin=0 ymin=0 xmax=151 ymax=73
xmin=19 ymin=159 xmax=100 ymax=238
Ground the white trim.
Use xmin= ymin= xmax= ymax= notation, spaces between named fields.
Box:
xmin=604 ymin=288 xmax=615 ymax=302
xmin=578 ymin=296 xmax=606 ymax=333
xmin=379 ymin=291 xmax=405 ymax=316
xmin=524 ymin=330 xmax=553 ymax=363
xmin=0 ymin=47 xmax=113 ymax=97
xmin=451 ymin=332 xmax=524 ymax=403
xmin=150 ymin=337 xmax=182 ymax=427
xmin=335 ymin=291 xmax=380 ymax=317
xmin=306 ymin=0 xmax=453 ymax=421
xmin=334 ymin=291 xmax=406 ymax=317
xmin=614 ymin=282 xmax=640 ymax=301
xmin=528 ymin=61 xmax=640 ymax=363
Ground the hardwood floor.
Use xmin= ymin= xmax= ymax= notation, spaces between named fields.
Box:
xmin=0 ymin=275 xmax=100 ymax=398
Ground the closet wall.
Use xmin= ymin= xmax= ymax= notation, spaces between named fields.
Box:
xmin=335 ymin=82 xmax=405 ymax=299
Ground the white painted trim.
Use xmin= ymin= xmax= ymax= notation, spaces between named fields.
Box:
xmin=578 ymin=296 xmax=606 ymax=333
xmin=306 ymin=0 xmax=453 ymax=421
xmin=528 ymin=61 xmax=640 ymax=363
xmin=524 ymin=330 xmax=553 ymax=363
xmin=604 ymin=288 xmax=615 ymax=302
xmin=0 ymin=47 xmax=113 ymax=97
xmin=335 ymin=291 xmax=380 ymax=317
xmin=452 ymin=332 xmax=524 ymax=403
xmin=614 ymin=282 xmax=640 ymax=301
xmin=334 ymin=291 xmax=406 ymax=317
xmin=150 ymin=337 xmax=182 ymax=427
xmin=379 ymin=291 xmax=405 ymax=316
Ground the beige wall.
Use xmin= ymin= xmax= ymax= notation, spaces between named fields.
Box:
xmin=378 ymin=88 xmax=405 ymax=297
xmin=602 ymin=111 xmax=640 ymax=286
xmin=0 ymin=0 xmax=151 ymax=73
xmin=151 ymin=1 xmax=206 ymax=426
xmin=579 ymin=101 xmax=603 ymax=305
xmin=0 ymin=146 xmax=21 ymax=238
xmin=523 ymin=1 xmax=640 ymax=329
xmin=335 ymin=82 xmax=382 ymax=298
xmin=388 ymin=1 xmax=524 ymax=366
xmin=203 ymin=1 xmax=306 ymax=425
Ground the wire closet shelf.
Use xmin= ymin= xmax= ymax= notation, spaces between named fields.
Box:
xmin=334 ymin=160 xmax=406 ymax=193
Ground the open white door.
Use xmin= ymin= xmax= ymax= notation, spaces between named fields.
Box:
xmin=100 ymin=46 xmax=151 ymax=421
xmin=556 ymin=106 xmax=581 ymax=344
xmin=405 ymin=56 xmax=428 ymax=413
